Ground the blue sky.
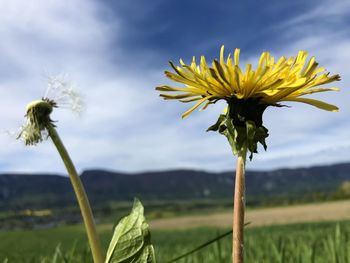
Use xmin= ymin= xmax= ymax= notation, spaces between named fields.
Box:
xmin=0 ymin=0 xmax=349 ymax=174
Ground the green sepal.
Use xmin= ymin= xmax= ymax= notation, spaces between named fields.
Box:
xmin=105 ymin=199 xmax=156 ymax=263
xmin=207 ymin=114 xmax=226 ymax=133
xmin=207 ymin=110 xmax=269 ymax=160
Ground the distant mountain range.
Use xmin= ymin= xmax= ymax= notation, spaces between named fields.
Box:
xmin=1 ymin=162 xmax=350 ymax=210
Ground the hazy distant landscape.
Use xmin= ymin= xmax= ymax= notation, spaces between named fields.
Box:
xmin=1 ymin=162 xmax=350 ymax=231
xmin=2 ymin=162 xmax=350 ymax=262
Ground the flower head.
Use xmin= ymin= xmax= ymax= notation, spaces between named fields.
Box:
xmin=18 ymin=76 xmax=83 ymax=145
xmin=156 ymin=46 xmax=340 ymax=119
xmin=156 ymin=46 xmax=340 ymax=159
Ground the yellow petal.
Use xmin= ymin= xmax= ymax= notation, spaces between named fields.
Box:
xmin=234 ymin=48 xmax=240 ymax=66
xmin=156 ymin=85 xmax=202 ymax=94
xmin=220 ymin=45 xmax=225 ymax=65
xmin=180 ymin=97 xmax=203 ymax=102
xmin=199 ymin=101 xmax=211 ymax=111
xmin=159 ymin=93 xmax=198 ymax=100
xmin=182 ymin=97 xmax=210 ymax=118
xmin=297 ymin=87 xmax=340 ymax=96
xmin=283 ymin=97 xmax=339 ymax=112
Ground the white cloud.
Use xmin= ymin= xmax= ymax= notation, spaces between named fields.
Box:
xmin=277 ymin=1 xmax=350 ymax=30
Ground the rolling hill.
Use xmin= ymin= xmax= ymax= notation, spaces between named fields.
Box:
xmin=0 ymin=162 xmax=350 ymax=211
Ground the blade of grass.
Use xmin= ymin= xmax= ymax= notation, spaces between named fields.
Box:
xmin=167 ymin=223 xmax=250 ymax=263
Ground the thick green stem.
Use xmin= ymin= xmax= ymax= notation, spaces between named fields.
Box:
xmin=232 ymin=145 xmax=247 ymax=263
xmin=47 ymin=124 xmax=104 ymax=263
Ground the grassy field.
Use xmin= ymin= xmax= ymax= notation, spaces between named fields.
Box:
xmin=1 ymin=220 xmax=350 ymax=262
xmin=2 ymin=200 xmax=350 ymax=262
xmin=150 ymin=199 xmax=350 ymax=229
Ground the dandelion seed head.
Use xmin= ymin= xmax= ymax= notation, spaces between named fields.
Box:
xmin=17 ymin=75 xmax=84 ymax=145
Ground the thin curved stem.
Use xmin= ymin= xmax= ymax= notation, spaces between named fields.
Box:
xmin=232 ymin=145 xmax=247 ymax=263
xmin=47 ymin=124 xmax=104 ymax=263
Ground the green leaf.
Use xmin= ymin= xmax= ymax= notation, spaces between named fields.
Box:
xmin=105 ymin=199 xmax=156 ymax=263
xmin=206 ymin=114 xmax=226 ymax=132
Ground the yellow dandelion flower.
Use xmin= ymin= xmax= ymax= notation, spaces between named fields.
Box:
xmin=156 ymin=46 xmax=340 ymax=159
xmin=156 ymin=46 xmax=340 ymax=119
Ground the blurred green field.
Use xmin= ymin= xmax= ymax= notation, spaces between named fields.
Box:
xmin=1 ymin=220 xmax=350 ymax=262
